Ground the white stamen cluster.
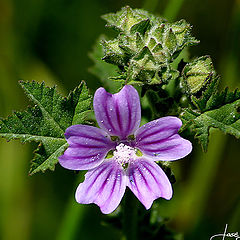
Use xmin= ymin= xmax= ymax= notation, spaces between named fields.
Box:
xmin=113 ymin=143 xmax=137 ymax=166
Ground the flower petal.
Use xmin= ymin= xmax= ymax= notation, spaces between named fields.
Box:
xmin=135 ymin=117 xmax=192 ymax=161
xmin=93 ymin=85 xmax=141 ymax=139
xmin=59 ymin=125 xmax=115 ymax=170
xmin=127 ymin=158 xmax=172 ymax=209
xmin=75 ymin=160 xmax=127 ymax=214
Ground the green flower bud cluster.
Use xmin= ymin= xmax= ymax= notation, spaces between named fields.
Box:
xmin=101 ymin=6 xmax=199 ymax=85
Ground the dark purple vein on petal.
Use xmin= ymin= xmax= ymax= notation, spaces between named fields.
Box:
xmin=86 ymin=165 xmax=109 ymax=193
xmin=137 ymin=126 xmax=178 ymax=140
xmin=142 ymin=144 xmax=179 ymax=152
xmin=126 ymin=92 xmax=132 ymax=135
xmin=103 ymin=98 xmax=116 ymax=132
xmin=115 ymin=100 xmax=123 ymax=133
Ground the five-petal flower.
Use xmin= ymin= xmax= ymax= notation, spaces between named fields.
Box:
xmin=59 ymin=85 xmax=192 ymax=214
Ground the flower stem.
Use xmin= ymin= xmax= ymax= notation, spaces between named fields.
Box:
xmin=122 ymin=189 xmax=139 ymax=240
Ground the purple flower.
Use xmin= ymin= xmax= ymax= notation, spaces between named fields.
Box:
xmin=59 ymin=85 xmax=192 ymax=214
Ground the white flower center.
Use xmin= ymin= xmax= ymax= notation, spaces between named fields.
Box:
xmin=113 ymin=143 xmax=137 ymax=168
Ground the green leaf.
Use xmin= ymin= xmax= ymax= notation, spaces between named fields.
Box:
xmin=184 ymin=56 xmax=240 ymax=113
xmin=190 ymin=76 xmax=220 ymax=111
xmin=181 ymin=98 xmax=240 ymax=151
xmin=180 ymin=55 xmax=240 ymax=151
xmin=0 ymin=81 xmax=92 ymax=175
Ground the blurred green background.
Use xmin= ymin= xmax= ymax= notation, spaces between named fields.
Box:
xmin=0 ymin=0 xmax=240 ymax=239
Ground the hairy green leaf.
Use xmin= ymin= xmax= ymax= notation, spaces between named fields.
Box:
xmin=180 ymin=54 xmax=240 ymax=151
xmin=0 ymin=81 xmax=92 ymax=175
xmin=181 ymin=97 xmax=240 ymax=151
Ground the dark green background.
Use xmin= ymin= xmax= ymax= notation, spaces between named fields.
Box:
xmin=0 ymin=0 xmax=239 ymax=239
